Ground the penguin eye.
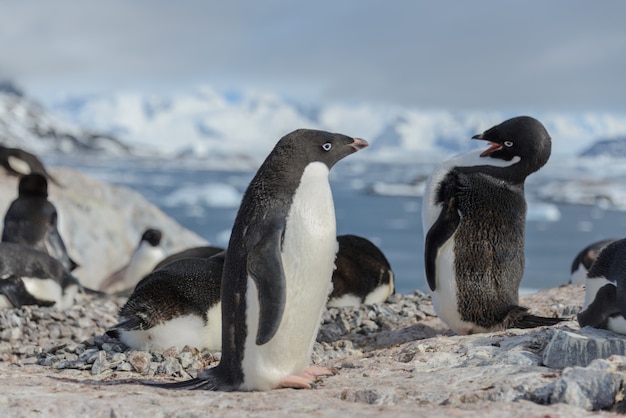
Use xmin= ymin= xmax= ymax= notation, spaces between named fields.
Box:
xmin=504 ymin=141 xmax=514 ymax=147
xmin=322 ymin=143 xmax=332 ymax=151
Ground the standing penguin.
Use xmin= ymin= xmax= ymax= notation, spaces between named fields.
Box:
xmin=0 ymin=145 xmax=62 ymax=186
xmin=99 ymin=228 xmax=166 ymax=294
xmin=577 ymin=238 xmax=626 ymax=334
xmin=2 ymin=174 xmax=78 ymax=272
xmin=150 ymin=129 xmax=368 ymax=391
xmin=108 ymin=253 xmax=225 ymax=351
xmin=569 ymin=239 xmax=616 ymax=285
xmin=423 ymin=116 xmax=563 ymax=335
xmin=327 ymin=234 xmax=395 ymax=307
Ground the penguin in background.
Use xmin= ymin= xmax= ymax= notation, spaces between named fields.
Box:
xmin=569 ymin=239 xmax=616 ymax=285
xmin=578 ymin=238 xmax=626 ymax=334
xmin=327 ymin=234 xmax=395 ymax=307
xmin=146 ymin=129 xmax=368 ymax=391
xmin=99 ymin=228 xmax=166 ymax=294
xmin=107 ymin=253 xmax=225 ymax=351
xmin=2 ymin=173 xmax=78 ymax=272
xmin=0 ymin=145 xmax=62 ymax=187
xmin=0 ymin=242 xmax=81 ymax=309
xmin=423 ymin=116 xmax=564 ymax=335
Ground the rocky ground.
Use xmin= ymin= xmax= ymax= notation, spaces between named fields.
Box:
xmin=1 ymin=284 xmax=625 ymax=417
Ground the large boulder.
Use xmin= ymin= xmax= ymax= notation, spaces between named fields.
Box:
xmin=0 ymin=167 xmax=207 ymax=289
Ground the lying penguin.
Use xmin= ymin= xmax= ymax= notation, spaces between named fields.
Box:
xmin=0 ymin=242 xmax=84 ymax=309
xmin=327 ymin=234 xmax=395 ymax=307
xmin=99 ymin=228 xmax=166 ymax=294
xmin=577 ymin=238 xmax=626 ymax=334
xmin=0 ymin=145 xmax=62 ymax=186
xmin=569 ymin=239 xmax=616 ymax=285
xmin=108 ymin=253 xmax=224 ymax=351
xmin=108 ymin=234 xmax=393 ymax=351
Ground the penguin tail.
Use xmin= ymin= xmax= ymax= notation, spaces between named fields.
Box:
xmin=144 ymin=366 xmax=232 ymax=391
xmin=502 ymin=306 xmax=567 ymax=329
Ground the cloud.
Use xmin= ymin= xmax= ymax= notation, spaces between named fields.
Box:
xmin=1 ymin=0 xmax=626 ymax=111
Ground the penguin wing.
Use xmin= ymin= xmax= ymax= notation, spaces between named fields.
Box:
xmin=424 ymin=173 xmax=462 ymax=291
xmin=577 ymin=283 xmax=619 ymax=328
xmin=247 ymin=225 xmax=286 ymax=345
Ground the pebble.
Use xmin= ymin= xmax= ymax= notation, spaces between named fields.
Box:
xmin=0 ymin=291 xmax=433 ymax=379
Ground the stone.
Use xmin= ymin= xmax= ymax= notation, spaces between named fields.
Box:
xmin=543 ymin=327 xmax=626 ymax=369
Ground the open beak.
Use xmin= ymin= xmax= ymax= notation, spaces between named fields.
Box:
xmin=350 ymin=138 xmax=369 ymax=151
xmin=472 ymin=134 xmax=502 ymax=157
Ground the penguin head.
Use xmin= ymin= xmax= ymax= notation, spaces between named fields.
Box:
xmin=18 ymin=173 xmax=48 ymax=198
xmin=277 ymin=129 xmax=368 ymax=170
xmin=472 ymin=116 xmax=552 ymax=176
xmin=141 ymin=228 xmax=163 ymax=247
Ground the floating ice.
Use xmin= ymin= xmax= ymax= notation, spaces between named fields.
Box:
xmin=163 ymin=183 xmax=242 ymax=209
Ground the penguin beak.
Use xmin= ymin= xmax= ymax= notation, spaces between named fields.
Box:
xmin=472 ymin=134 xmax=502 ymax=157
xmin=350 ymin=138 xmax=369 ymax=151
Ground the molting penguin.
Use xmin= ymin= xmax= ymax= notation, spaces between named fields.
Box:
xmin=108 ymin=253 xmax=224 ymax=351
xmin=0 ymin=145 xmax=62 ymax=186
xmin=99 ymin=228 xmax=166 ymax=294
xmin=422 ymin=116 xmax=563 ymax=335
xmin=152 ymin=245 xmax=225 ymax=271
xmin=150 ymin=129 xmax=368 ymax=391
xmin=327 ymin=234 xmax=395 ymax=307
xmin=0 ymin=242 xmax=81 ymax=309
xmin=577 ymin=238 xmax=626 ymax=334
xmin=570 ymin=239 xmax=616 ymax=285
xmin=2 ymin=174 xmax=78 ymax=272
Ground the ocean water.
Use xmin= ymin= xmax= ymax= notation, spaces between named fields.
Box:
xmin=49 ymin=155 xmax=626 ymax=295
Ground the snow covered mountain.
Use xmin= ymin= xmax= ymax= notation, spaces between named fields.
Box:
xmin=0 ymin=82 xmax=131 ymax=156
xmin=46 ymin=85 xmax=626 ymax=161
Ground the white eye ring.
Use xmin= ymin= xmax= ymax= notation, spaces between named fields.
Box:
xmin=322 ymin=143 xmax=332 ymax=151
xmin=504 ymin=141 xmax=513 ymax=147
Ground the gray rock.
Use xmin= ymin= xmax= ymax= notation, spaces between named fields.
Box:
xmin=0 ymin=168 xmax=208 ymax=290
xmin=549 ymin=358 xmax=625 ymax=410
xmin=543 ymin=327 xmax=626 ymax=369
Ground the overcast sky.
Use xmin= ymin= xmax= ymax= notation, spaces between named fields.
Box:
xmin=2 ymin=0 xmax=626 ymax=112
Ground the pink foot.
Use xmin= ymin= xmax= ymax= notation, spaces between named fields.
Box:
xmin=274 ymin=366 xmax=335 ymax=389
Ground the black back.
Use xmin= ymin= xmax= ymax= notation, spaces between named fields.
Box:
xmin=330 ymin=234 xmax=394 ymax=301
xmin=153 ymin=246 xmax=225 ymax=271
xmin=114 ymin=255 xmax=224 ymax=330
xmin=571 ymin=239 xmax=616 ymax=274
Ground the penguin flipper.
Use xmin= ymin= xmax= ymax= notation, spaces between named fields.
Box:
xmin=578 ymin=284 xmax=619 ymax=328
xmin=247 ymin=227 xmax=286 ymax=345
xmin=109 ymin=315 xmax=149 ymax=332
xmin=424 ymin=172 xmax=462 ymax=292
xmin=0 ymin=276 xmax=56 ymax=307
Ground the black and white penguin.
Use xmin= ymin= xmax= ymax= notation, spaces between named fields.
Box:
xmin=108 ymin=253 xmax=225 ymax=351
xmin=152 ymin=245 xmax=225 ymax=271
xmin=99 ymin=228 xmax=166 ymax=294
xmin=0 ymin=145 xmax=61 ymax=186
xmin=2 ymin=174 xmax=79 ymax=272
xmin=150 ymin=129 xmax=368 ymax=391
xmin=577 ymin=238 xmax=626 ymax=334
xmin=327 ymin=234 xmax=395 ymax=307
xmin=569 ymin=239 xmax=616 ymax=285
xmin=422 ymin=116 xmax=563 ymax=335
xmin=0 ymin=242 xmax=80 ymax=309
